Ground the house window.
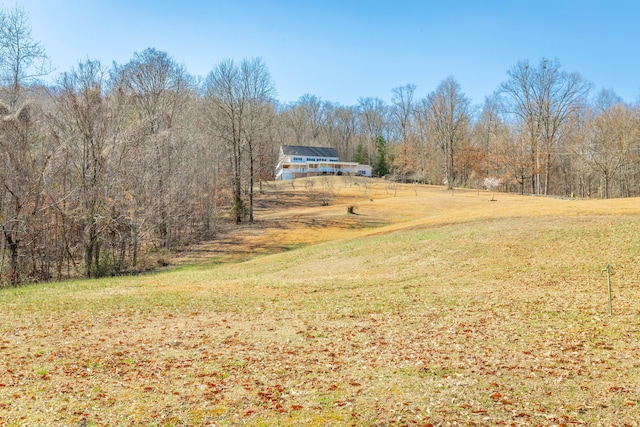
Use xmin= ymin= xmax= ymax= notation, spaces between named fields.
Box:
xmin=293 ymin=157 xmax=303 ymax=162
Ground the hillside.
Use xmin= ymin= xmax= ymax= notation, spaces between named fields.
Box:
xmin=2 ymin=177 xmax=640 ymax=426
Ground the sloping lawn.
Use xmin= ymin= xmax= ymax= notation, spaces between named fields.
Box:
xmin=2 ymin=179 xmax=640 ymax=426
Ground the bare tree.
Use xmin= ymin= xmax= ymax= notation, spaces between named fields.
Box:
xmin=0 ymin=103 xmax=51 ymax=285
xmin=413 ymin=98 xmax=432 ymax=183
xmin=594 ymin=88 xmax=624 ymax=113
xmin=578 ymin=103 xmax=639 ymax=198
xmin=280 ymin=101 xmax=308 ymax=145
xmin=54 ymin=59 xmax=113 ymax=277
xmin=118 ymin=48 xmax=195 ymax=248
xmin=391 ymin=85 xmax=416 ymax=142
xmin=0 ymin=6 xmax=51 ymax=285
xmin=493 ymin=123 xmax=532 ymax=194
xmin=280 ymin=94 xmax=348 ymax=150
xmin=296 ymin=94 xmax=324 ymax=143
xmin=390 ymin=84 xmax=416 ymax=182
xmin=426 ymin=76 xmax=471 ymax=189
xmin=499 ymin=58 xmax=591 ymax=195
xmin=204 ymin=58 xmax=275 ymax=224
xmin=204 ymin=59 xmax=244 ymax=223
xmin=240 ymin=58 xmax=276 ymax=222
xmin=357 ymin=97 xmax=388 ymax=168
xmin=0 ymin=6 xmax=51 ymax=110
xmin=334 ymin=105 xmax=358 ymax=161
xmin=474 ymin=96 xmax=503 ymax=175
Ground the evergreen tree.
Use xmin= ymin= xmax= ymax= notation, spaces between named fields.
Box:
xmin=352 ymin=142 xmax=369 ymax=164
xmin=373 ymin=135 xmax=389 ymax=177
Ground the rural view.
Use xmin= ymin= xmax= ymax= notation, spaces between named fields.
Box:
xmin=1 ymin=4 xmax=640 ymax=426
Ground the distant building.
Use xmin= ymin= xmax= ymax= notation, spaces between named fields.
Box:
xmin=356 ymin=164 xmax=373 ymax=177
xmin=275 ymin=145 xmax=372 ymax=180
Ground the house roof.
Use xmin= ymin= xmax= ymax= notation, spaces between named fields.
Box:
xmin=281 ymin=145 xmax=339 ymax=158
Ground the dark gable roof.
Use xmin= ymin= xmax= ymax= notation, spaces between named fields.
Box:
xmin=282 ymin=145 xmax=339 ymax=158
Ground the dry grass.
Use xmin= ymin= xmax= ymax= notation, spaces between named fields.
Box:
xmin=2 ymin=177 xmax=640 ymax=426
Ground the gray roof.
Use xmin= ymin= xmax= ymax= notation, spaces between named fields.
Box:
xmin=281 ymin=145 xmax=339 ymax=158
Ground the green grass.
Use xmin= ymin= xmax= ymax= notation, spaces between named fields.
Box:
xmin=1 ymin=181 xmax=640 ymax=426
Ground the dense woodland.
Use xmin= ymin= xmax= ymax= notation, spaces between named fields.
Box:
xmin=1 ymin=7 xmax=640 ymax=285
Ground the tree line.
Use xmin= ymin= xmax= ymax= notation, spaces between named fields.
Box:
xmin=1 ymin=6 xmax=639 ymax=285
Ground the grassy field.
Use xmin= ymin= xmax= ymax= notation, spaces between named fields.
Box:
xmin=2 ymin=177 xmax=640 ymax=426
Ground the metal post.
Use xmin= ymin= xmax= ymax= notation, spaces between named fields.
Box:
xmin=602 ymin=264 xmax=613 ymax=315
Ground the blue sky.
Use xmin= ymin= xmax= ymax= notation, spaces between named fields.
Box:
xmin=11 ymin=0 xmax=640 ymax=107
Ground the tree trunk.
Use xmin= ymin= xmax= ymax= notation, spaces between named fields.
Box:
xmin=5 ymin=234 xmax=19 ymax=286
xmin=84 ymin=222 xmax=97 ymax=278
xmin=544 ymin=152 xmax=551 ymax=196
xmin=249 ymin=141 xmax=255 ymax=223
xmin=234 ymin=142 xmax=243 ymax=224
xmin=132 ymin=208 xmax=139 ymax=267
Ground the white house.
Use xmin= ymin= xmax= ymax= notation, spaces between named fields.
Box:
xmin=275 ymin=145 xmax=372 ymax=180
xmin=356 ymin=164 xmax=373 ymax=177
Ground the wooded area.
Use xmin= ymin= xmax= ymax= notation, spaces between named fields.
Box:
xmin=1 ymin=6 xmax=639 ymax=285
